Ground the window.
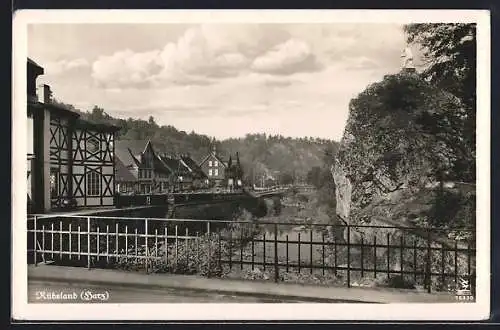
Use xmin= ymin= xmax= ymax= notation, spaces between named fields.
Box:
xmin=208 ymin=161 xmax=212 ymax=167
xmin=87 ymin=138 xmax=100 ymax=153
xmin=214 ymin=160 xmax=218 ymax=167
xmin=138 ymin=170 xmax=142 ymax=179
xmin=208 ymin=169 xmax=213 ymax=176
xmin=215 ymin=169 xmax=219 ymax=176
xmin=87 ymin=171 xmax=100 ymax=196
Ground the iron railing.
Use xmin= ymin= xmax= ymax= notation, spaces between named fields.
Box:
xmin=27 ymin=215 xmax=475 ymax=293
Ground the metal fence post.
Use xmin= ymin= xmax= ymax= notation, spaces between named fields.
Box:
xmin=426 ymin=228 xmax=432 ymax=293
xmin=145 ymin=218 xmax=148 ymax=273
xmin=347 ymin=225 xmax=351 ymax=288
xmin=33 ymin=216 xmax=37 ymax=266
xmin=274 ymin=223 xmax=279 ymax=283
xmin=87 ymin=217 xmax=91 ymax=270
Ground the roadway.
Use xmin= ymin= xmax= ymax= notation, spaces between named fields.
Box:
xmin=28 ymin=279 xmax=302 ymax=303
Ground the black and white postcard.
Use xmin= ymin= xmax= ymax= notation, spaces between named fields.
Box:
xmin=11 ymin=9 xmax=490 ymax=321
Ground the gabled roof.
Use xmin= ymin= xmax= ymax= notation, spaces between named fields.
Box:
xmin=199 ymin=151 xmax=227 ymax=168
xmin=28 ymin=58 xmax=42 ymax=68
xmin=115 ymin=140 xmax=146 ymax=168
xmin=116 ymin=139 xmax=174 ymax=174
xmin=116 ymin=139 xmax=152 ymax=157
xmin=27 ymin=58 xmax=44 ymax=75
xmin=115 ymin=156 xmax=137 ymax=182
xmin=180 ymin=156 xmax=207 ymax=179
xmin=75 ymin=118 xmax=121 ymax=133
xmin=159 ymin=155 xmax=191 ymax=176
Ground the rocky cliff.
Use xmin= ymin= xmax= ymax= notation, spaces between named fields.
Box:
xmin=333 ymin=70 xmax=475 ymax=230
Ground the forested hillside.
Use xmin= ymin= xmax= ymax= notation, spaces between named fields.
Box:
xmin=53 ymin=100 xmax=339 ymax=184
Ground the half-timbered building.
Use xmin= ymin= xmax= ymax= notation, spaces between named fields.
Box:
xmin=27 ymin=58 xmax=120 ymax=213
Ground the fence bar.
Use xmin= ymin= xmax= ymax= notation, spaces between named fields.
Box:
xmin=286 ymin=235 xmax=289 ymax=272
xmin=251 ymin=234 xmax=255 ymax=271
xmin=347 ymin=226 xmax=351 ymax=288
xmin=69 ymin=223 xmax=72 ymax=260
xmin=87 ymin=217 xmax=91 ymax=270
xmin=42 ymin=225 xmax=46 ymax=263
xmin=334 ymin=236 xmax=337 ymax=276
xmin=240 ymin=229 xmax=243 ymax=270
xmin=467 ymin=243 xmax=472 ymax=284
xmin=33 ymin=216 xmax=37 ymax=266
xmin=297 ymin=233 xmax=300 ymax=273
xmin=154 ymin=229 xmax=158 ymax=261
xmin=185 ymin=227 xmax=189 ymax=270
xmin=386 ymin=233 xmax=390 ymax=280
xmin=360 ymin=237 xmax=364 ymax=278
xmin=135 ymin=228 xmax=138 ymax=263
xmin=217 ymin=232 xmax=222 ymax=270
xmin=105 ymin=225 xmax=109 ymax=263
xmin=413 ymin=238 xmax=417 ymax=283
xmin=97 ymin=226 xmax=100 ymax=260
xmin=373 ymin=236 xmax=377 ymax=278
xmin=125 ymin=225 xmax=128 ymax=263
xmin=207 ymin=224 xmax=211 ymax=276
xmin=310 ymin=229 xmax=313 ymax=274
xmin=441 ymin=243 xmax=446 ymax=287
xmin=196 ymin=232 xmax=200 ymax=273
xmin=454 ymin=240 xmax=458 ymax=287
xmin=229 ymin=230 xmax=232 ymax=270
xmin=59 ymin=221 xmax=62 ymax=258
xmin=115 ymin=223 xmax=119 ymax=263
xmin=164 ymin=227 xmax=168 ymax=268
xmin=400 ymin=235 xmax=404 ymax=278
xmin=51 ymin=223 xmax=54 ymax=259
xmin=322 ymin=233 xmax=325 ymax=276
xmin=263 ymin=233 xmax=266 ymax=271
xmin=426 ymin=229 xmax=432 ymax=293
xmin=77 ymin=225 xmax=81 ymax=260
xmin=145 ymin=219 xmax=149 ymax=273
xmin=175 ymin=225 xmax=179 ymax=268
xmin=274 ymin=223 xmax=279 ymax=282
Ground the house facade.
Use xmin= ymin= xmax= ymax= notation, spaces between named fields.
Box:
xmin=198 ymin=144 xmax=227 ymax=187
xmin=27 ymin=58 xmax=120 ymax=213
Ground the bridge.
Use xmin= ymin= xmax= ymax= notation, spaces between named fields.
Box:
xmin=243 ymin=186 xmax=292 ymax=198
xmin=114 ymin=186 xmax=292 ymax=208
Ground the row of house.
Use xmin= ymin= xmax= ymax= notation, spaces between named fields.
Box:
xmin=114 ymin=140 xmax=243 ymax=194
xmin=27 ymin=57 xmax=244 ymax=213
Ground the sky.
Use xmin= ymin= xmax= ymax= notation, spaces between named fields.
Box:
xmin=28 ymin=23 xmax=411 ymax=141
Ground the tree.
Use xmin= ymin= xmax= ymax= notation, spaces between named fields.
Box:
xmin=148 ymin=116 xmax=158 ymax=128
xmin=306 ymin=166 xmax=322 ymax=188
xmin=404 ymin=23 xmax=476 ymax=181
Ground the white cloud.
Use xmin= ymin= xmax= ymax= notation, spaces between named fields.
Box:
xmin=90 ymin=25 xmax=310 ymax=88
xmin=91 ymin=49 xmax=162 ymax=88
xmin=31 ymin=23 xmax=407 ymax=140
xmin=251 ymin=38 xmax=322 ymax=75
xmin=44 ymin=58 xmax=89 ymax=75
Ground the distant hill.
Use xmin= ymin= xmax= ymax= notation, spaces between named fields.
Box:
xmin=53 ymin=101 xmax=339 ymax=183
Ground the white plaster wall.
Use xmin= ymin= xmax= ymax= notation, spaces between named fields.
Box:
xmin=43 ymin=109 xmax=51 ymax=211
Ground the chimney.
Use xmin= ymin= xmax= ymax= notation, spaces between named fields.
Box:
xmin=37 ymin=84 xmax=52 ymax=104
